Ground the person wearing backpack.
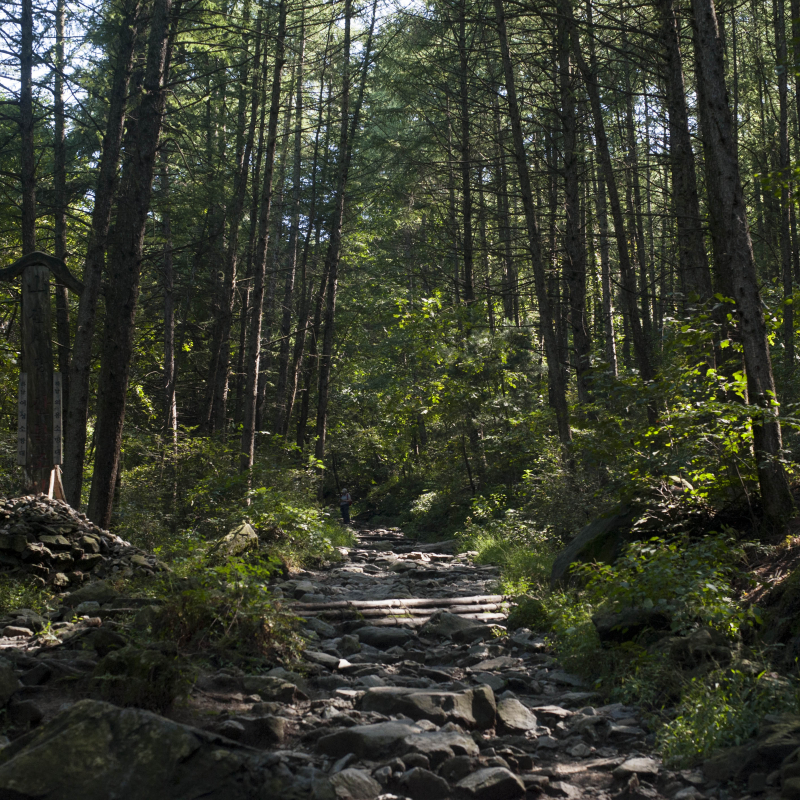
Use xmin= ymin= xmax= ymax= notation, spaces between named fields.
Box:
xmin=339 ymin=488 xmax=353 ymax=524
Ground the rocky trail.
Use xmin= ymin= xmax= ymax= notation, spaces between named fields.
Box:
xmin=0 ymin=521 xmax=774 ymax=799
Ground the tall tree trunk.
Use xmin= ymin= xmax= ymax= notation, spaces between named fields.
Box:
xmin=657 ymin=0 xmax=712 ymax=303
xmin=775 ymin=0 xmax=793 ymax=374
xmin=160 ymin=150 xmax=177 ymax=441
xmin=240 ymin=0 xmax=287 ymax=473
xmin=493 ymin=92 xmax=517 ymax=325
xmin=87 ymin=0 xmax=175 ymax=526
xmin=457 ymin=0 xmax=475 ymax=305
xmin=493 ymin=0 xmax=572 ymax=448
xmin=568 ymin=0 xmax=653 ymax=383
xmin=63 ymin=0 xmax=142 ymax=507
xmin=313 ymin=0 xmax=378 ymax=466
xmin=274 ymin=21 xmax=306 ymax=433
xmin=595 ymin=162 xmax=617 ymax=375
xmin=53 ymin=0 xmax=71 ymax=410
xmin=208 ymin=12 xmax=261 ymax=434
xmin=558 ymin=4 xmax=590 ymax=402
xmin=691 ymin=0 xmax=796 ymax=527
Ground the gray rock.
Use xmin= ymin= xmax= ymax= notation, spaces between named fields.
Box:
xmin=420 ymin=612 xmax=483 ymax=640
xmin=550 ymin=503 xmax=640 ymax=586
xmin=455 ymin=767 xmax=525 ymax=800
xmin=0 ymin=699 xmax=287 ymax=800
xmin=3 ymin=626 xmax=33 ymax=638
xmin=7 ymin=700 xmax=43 ymax=727
xmin=317 ymin=721 xmax=423 ymax=759
xmin=305 ymin=649 xmax=349 ymax=670
xmin=397 ymin=767 xmax=450 ymax=800
xmin=329 ymin=767 xmax=382 ymax=799
xmin=212 ymin=523 xmax=258 ymax=558
xmin=613 ymin=757 xmax=659 ymax=777
xmin=353 ymin=626 xmax=413 ymax=649
xmin=402 ymin=730 xmax=479 ymax=768
xmin=0 ymin=658 xmax=21 ymax=706
xmin=242 ymin=675 xmax=307 ymax=703
xmin=304 ymin=617 xmax=337 ymax=638
xmin=473 ymin=673 xmax=506 ymax=693
xmin=229 ymin=714 xmax=286 ymax=746
xmin=62 ymin=581 xmax=120 ymax=607
xmin=496 ymin=698 xmax=537 ymax=734
xmin=592 ymin=608 xmax=672 ymax=646
xmin=439 ymin=755 xmax=475 ymax=783
xmin=359 ymin=685 xmax=496 ymax=729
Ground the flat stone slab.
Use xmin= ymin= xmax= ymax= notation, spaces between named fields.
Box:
xmin=456 ymin=767 xmax=525 ymax=800
xmin=317 ymin=721 xmax=422 ymax=759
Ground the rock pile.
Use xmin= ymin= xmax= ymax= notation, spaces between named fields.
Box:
xmin=0 ymin=495 xmax=165 ymax=590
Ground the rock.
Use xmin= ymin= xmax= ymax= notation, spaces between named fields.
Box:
xmin=0 ymin=699 xmax=288 ymax=800
xmin=20 ymin=663 xmax=51 ymax=687
xmin=229 ymin=714 xmax=286 ymax=747
xmin=91 ymin=645 xmax=189 ymax=712
xmin=359 ymin=685 xmax=495 ymax=729
xmin=212 ymin=523 xmax=258 ymax=559
xmin=439 ymin=755 xmax=475 ymax=783
xmin=241 ymin=675 xmax=307 ymax=703
xmin=317 ymin=721 xmax=423 ymax=759
xmin=304 ymin=617 xmax=337 ymax=638
xmin=703 ymin=744 xmax=758 ymax=782
xmin=304 ymin=650 xmax=349 ymax=670
xmin=353 ymin=626 xmax=413 ymax=649
xmin=455 ymin=767 xmax=525 ymax=800
xmin=547 ymin=781 xmax=582 ymax=799
xmin=402 ymin=730 xmax=479 ymax=768
xmin=471 ymin=657 xmax=520 ymax=672
xmin=785 ymin=778 xmax=800 ymax=800
xmin=420 ymin=611 xmax=483 ymax=640
xmin=782 ymin=746 xmax=800 ymax=782
xmin=398 ymin=767 xmax=450 ymax=800
xmin=473 ymin=673 xmax=506 ymax=693
xmin=748 ymin=772 xmax=767 ymax=793
xmin=0 ymin=658 xmax=21 ymax=706
xmin=2 ymin=626 xmax=33 ymax=639
xmin=613 ymin=757 xmax=659 ymax=777
xmin=650 ymin=627 xmax=732 ymax=670
xmin=7 ymin=700 xmax=43 ymax=727
xmin=550 ymin=502 xmax=641 ymax=586
xmin=758 ymin=716 xmax=800 ymax=764
xmin=496 ymin=697 xmax=537 ymax=734
xmin=329 ymin=768 xmax=382 ymax=799
xmin=592 ymin=608 xmax=672 ymax=646
xmin=567 ymin=743 xmax=591 ymax=758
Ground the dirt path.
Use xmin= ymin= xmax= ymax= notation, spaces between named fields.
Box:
xmin=0 ymin=525 xmax=753 ymax=799
xmin=252 ymin=526 xmax=721 ymax=800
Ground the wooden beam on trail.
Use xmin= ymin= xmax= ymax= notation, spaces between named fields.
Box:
xmin=293 ymin=594 xmax=507 ymax=611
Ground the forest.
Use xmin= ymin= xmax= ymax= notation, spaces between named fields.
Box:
xmin=1 ymin=0 xmax=800 ymax=792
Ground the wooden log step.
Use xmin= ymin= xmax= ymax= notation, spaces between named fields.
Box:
xmin=293 ymin=594 xmax=506 ymax=611
xmin=299 ymin=602 xmax=508 ymax=619
xmin=361 ymin=612 xmax=507 ymax=628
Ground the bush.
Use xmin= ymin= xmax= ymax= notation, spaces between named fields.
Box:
xmin=151 ymin=559 xmax=303 ymax=665
xmin=659 ymin=667 xmax=800 ymax=766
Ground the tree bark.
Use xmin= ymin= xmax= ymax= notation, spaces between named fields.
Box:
xmin=87 ymin=0 xmax=175 ymax=526
xmin=568 ymin=0 xmax=653 ymax=383
xmin=493 ymin=0 xmax=572 ymax=448
xmin=274 ymin=20 xmax=306 ymax=434
xmin=240 ymin=0 xmax=287 ymax=473
xmin=558 ymin=2 xmax=591 ymax=402
xmin=457 ymin=0 xmax=475 ymax=305
xmin=53 ymin=0 xmax=71 ymax=410
xmin=313 ymin=0 xmax=378 ymax=465
xmin=691 ymin=0 xmax=796 ymax=528
xmin=63 ymin=0 xmax=142 ymax=507
xmin=657 ymin=0 xmax=712 ymax=303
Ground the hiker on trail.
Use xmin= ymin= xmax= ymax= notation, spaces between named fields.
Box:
xmin=340 ymin=488 xmax=353 ymax=524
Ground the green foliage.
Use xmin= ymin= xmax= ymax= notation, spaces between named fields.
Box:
xmin=0 ymin=575 xmax=53 ymax=616
xmin=572 ymin=533 xmax=749 ymax=637
xmin=152 ymin=559 xmax=303 ymax=664
xmin=659 ymin=668 xmax=800 ymax=767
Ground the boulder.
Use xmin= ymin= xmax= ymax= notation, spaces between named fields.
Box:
xmin=359 ymin=685 xmax=496 ymax=729
xmin=0 ymin=658 xmax=21 ymax=706
xmin=62 ymin=580 xmax=120 ymax=608
xmin=420 ymin=612 xmax=483 ymax=640
xmin=455 ymin=767 xmax=525 ymax=800
xmin=212 ymin=523 xmax=259 ymax=559
xmin=592 ymin=608 xmax=672 ymax=646
xmin=397 ymin=767 xmax=450 ymax=800
xmin=550 ymin=503 xmax=640 ymax=586
xmin=650 ymin=627 xmax=733 ymax=670
xmin=242 ymin=675 xmax=307 ymax=703
xmin=402 ymin=730 xmax=479 ymax=768
xmin=495 ymin=697 xmax=537 ymax=734
xmin=329 ymin=768 xmax=382 ymax=799
xmin=91 ymin=645 xmax=190 ymax=712
xmin=317 ymin=721 xmax=423 ymax=759
xmin=352 ymin=626 xmax=413 ymax=649
xmin=0 ymin=699 xmax=288 ymax=800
